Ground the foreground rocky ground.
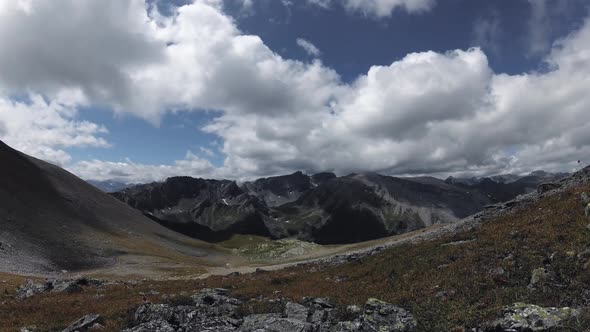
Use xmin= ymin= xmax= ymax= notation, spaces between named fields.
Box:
xmin=3 ymin=167 xmax=590 ymax=331
xmin=124 ymin=288 xmax=417 ymax=332
xmin=10 ymin=283 xmax=583 ymax=331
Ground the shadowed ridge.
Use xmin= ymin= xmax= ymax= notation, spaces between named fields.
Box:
xmin=0 ymin=140 xmax=217 ymax=275
xmin=0 ymin=140 xmax=57 ymax=198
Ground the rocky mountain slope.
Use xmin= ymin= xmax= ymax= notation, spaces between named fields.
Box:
xmin=272 ymin=173 xmax=493 ymax=244
xmin=112 ymin=169 xmax=565 ymax=244
xmin=111 ymin=177 xmax=274 ymax=242
xmin=445 ymin=170 xmax=568 ymax=201
xmin=0 ymin=141 xmax=217 ymax=275
xmin=241 ymin=171 xmax=334 ymax=207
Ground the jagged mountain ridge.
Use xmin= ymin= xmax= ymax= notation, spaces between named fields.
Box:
xmin=111 ymin=169 xmax=567 ymax=244
xmin=271 ymin=173 xmax=492 ymax=243
xmin=242 ymin=171 xmax=336 ymax=207
xmin=112 ymin=177 xmax=273 ymax=242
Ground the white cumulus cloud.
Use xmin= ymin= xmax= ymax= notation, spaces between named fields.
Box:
xmin=296 ymin=38 xmax=321 ymax=57
xmin=0 ymin=93 xmax=109 ymax=166
xmin=307 ymin=0 xmax=436 ymax=17
xmin=70 ymin=151 xmax=216 ymax=183
xmin=0 ymin=0 xmax=590 ymax=182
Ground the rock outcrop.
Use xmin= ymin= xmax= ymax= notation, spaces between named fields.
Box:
xmin=484 ymin=303 xmax=580 ymax=331
xmin=361 ymin=298 xmax=417 ymax=332
xmin=61 ymin=314 xmax=103 ymax=332
xmin=16 ymin=278 xmax=101 ymax=300
xmin=123 ymin=288 xmax=416 ymax=332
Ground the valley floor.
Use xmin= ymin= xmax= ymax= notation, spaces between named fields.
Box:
xmin=3 ymin=182 xmax=590 ymax=331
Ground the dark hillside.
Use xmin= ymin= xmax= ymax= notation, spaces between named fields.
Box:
xmin=0 ymin=141 xmax=215 ymax=274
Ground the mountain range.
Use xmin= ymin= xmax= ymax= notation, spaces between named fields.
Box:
xmin=0 ymin=137 xmax=568 ymax=276
xmin=111 ymin=170 xmax=567 ymax=244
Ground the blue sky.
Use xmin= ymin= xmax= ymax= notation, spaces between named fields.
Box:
xmin=1 ymin=0 xmax=590 ymax=182
xmin=75 ymin=0 xmax=586 ymax=164
xmin=71 ymin=107 xmax=224 ymax=166
xmin=224 ymin=0 xmax=584 ymax=76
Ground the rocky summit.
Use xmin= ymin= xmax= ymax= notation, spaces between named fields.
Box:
xmin=111 ymin=171 xmax=564 ymax=244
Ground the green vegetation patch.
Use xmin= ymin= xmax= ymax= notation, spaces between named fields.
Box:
xmin=236 ymin=238 xmax=320 ymax=261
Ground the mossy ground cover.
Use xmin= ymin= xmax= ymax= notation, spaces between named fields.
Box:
xmin=2 ymin=185 xmax=590 ymax=331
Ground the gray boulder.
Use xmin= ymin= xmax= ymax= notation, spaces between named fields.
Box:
xmin=528 ymin=267 xmax=554 ymax=289
xmin=16 ymin=280 xmax=52 ymax=299
xmin=361 ymin=298 xmax=416 ymax=332
xmin=52 ymin=280 xmax=83 ymax=294
xmin=192 ymin=288 xmax=242 ymax=316
xmin=61 ymin=314 xmax=102 ymax=332
xmin=127 ymin=289 xmax=245 ymax=332
xmin=308 ymin=309 xmax=329 ymax=326
xmin=328 ymin=321 xmax=362 ymax=332
xmin=486 ymin=303 xmax=580 ymax=331
xmin=127 ymin=303 xmax=240 ymax=331
xmin=134 ymin=304 xmax=175 ymax=325
xmin=240 ymin=314 xmax=313 ymax=332
xmin=173 ymin=305 xmax=242 ymax=331
xmin=346 ymin=305 xmax=362 ymax=315
xmin=16 ymin=278 xmax=99 ymax=300
xmin=285 ymin=302 xmax=309 ymax=321
xmin=303 ymin=297 xmax=334 ymax=309
xmin=123 ymin=320 xmax=175 ymax=332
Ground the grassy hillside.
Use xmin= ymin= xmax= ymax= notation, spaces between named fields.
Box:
xmin=2 ymin=183 xmax=590 ymax=331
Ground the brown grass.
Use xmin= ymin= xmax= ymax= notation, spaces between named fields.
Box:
xmin=2 ymin=185 xmax=590 ymax=331
xmin=201 ymin=185 xmax=590 ymax=330
xmin=0 ymin=272 xmax=29 ymax=295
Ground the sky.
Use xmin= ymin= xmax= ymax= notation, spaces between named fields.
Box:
xmin=1 ymin=0 xmax=590 ymax=183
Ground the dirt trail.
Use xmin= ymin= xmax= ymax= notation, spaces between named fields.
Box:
xmin=196 ymin=223 xmax=450 ymax=279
